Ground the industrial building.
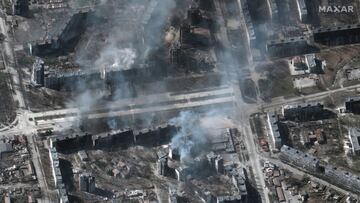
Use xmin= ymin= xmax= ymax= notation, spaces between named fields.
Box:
xmin=279 ymin=145 xmax=320 ymax=173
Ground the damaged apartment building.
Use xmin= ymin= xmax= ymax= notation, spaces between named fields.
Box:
xmin=345 ymin=97 xmax=360 ymax=115
xmin=157 ymin=128 xmax=248 ymax=203
xmin=280 ymin=145 xmax=360 ymax=195
xmin=262 ymin=0 xmax=360 ymax=59
xmin=47 ymin=123 xmax=249 ymax=202
xmin=168 ymin=3 xmax=216 ymax=73
xmin=267 ymin=103 xmax=337 ymax=150
xmin=50 ymin=124 xmax=179 ymax=151
xmin=47 ymin=124 xmax=177 ymax=201
xmin=29 ymin=1 xmax=218 ymax=91
xmin=267 ymin=22 xmax=360 ymax=58
xmin=28 ymin=10 xmax=92 ymax=57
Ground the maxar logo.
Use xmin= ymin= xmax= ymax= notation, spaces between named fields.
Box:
xmin=319 ymin=5 xmax=354 ymax=13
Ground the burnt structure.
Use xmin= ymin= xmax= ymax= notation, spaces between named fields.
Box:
xmin=31 ymin=58 xmax=45 ymax=87
xmin=240 ymin=0 xmax=256 ymax=49
xmin=185 ymin=166 xmax=248 ymax=203
xmin=168 ymin=3 xmax=216 ymax=72
xmin=29 ymin=11 xmax=91 ymax=56
xmin=282 ymin=103 xmax=336 ymax=122
xmin=206 ymin=152 xmax=224 ymax=174
xmin=50 ymin=124 xmax=179 ymax=152
xmin=266 ymin=36 xmax=319 ymax=58
xmin=49 ymin=146 xmax=69 ymax=203
xmin=79 ymin=174 xmax=96 ymax=193
xmin=345 ymin=98 xmax=360 ymax=115
xmin=157 ymin=151 xmax=173 ymax=176
xmin=168 ymin=187 xmax=188 ymax=203
xmin=43 ymin=64 xmax=158 ymax=91
xmin=13 ymin=0 xmax=29 ymax=17
xmin=209 ymin=128 xmax=237 ymax=153
xmin=313 ymin=24 xmax=360 ymax=46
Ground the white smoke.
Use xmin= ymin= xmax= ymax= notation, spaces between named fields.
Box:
xmin=169 ymin=111 xmax=208 ymax=162
xmin=68 ymin=0 xmax=176 ymax=131
xmin=95 ymin=47 xmax=136 ymax=71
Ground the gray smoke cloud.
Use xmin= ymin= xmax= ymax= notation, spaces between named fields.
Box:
xmin=95 ymin=47 xmax=136 ymax=71
xmin=169 ymin=111 xmax=210 ymax=163
xmin=67 ymin=0 xmax=177 ymax=130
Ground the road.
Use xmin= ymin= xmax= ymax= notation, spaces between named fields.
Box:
xmin=0 ymin=11 xmax=51 ymax=203
xmin=28 ymin=86 xmax=235 ymax=129
xmin=261 ymin=83 xmax=360 ymax=111
xmin=232 ymin=81 xmax=270 ymax=203
xmin=27 ymin=134 xmax=51 ymax=202
xmin=0 ymin=15 xmax=26 ymax=110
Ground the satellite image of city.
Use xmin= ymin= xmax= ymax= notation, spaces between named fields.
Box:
xmin=2 ymin=0 xmax=360 ymax=202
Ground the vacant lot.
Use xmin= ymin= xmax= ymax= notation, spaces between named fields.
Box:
xmin=256 ymin=60 xmax=296 ymax=99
